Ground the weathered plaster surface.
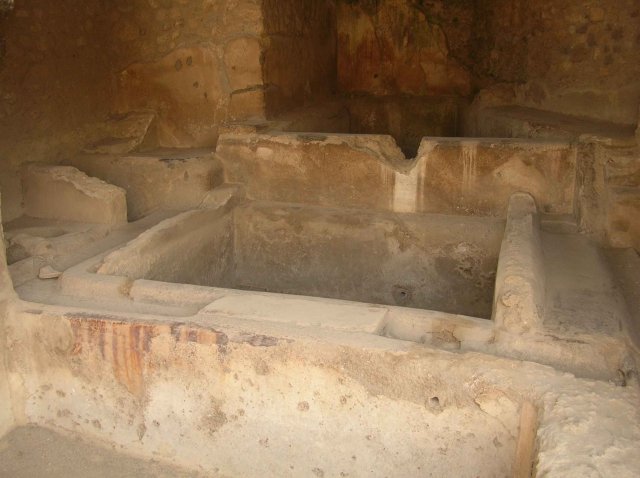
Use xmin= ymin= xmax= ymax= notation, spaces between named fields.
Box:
xmin=0 ymin=195 xmax=16 ymax=437
xmin=473 ymin=0 xmax=640 ymax=124
xmin=262 ymin=0 xmax=337 ymax=115
xmin=337 ymin=0 xmax=472 ymax=97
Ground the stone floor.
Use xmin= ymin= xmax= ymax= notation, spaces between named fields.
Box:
xmin=0 ymin=426 xmax=212 ymax=478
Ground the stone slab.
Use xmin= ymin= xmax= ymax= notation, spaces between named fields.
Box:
xmin=22 ymin=164 xmax=127 ymax=225
xmin=201 ymin=293 xmax=388 ymax=333
xmin=68 ymin=150 xmax=222 ymax=220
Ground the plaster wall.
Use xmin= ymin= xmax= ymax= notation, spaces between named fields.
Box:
xmin=336 ymin=0 xmax=473 ymax=97
xmin=108 ymin=0 xmax=265 ymax=148
xmin=0 ymin=0 xmax=113 ymax=222
xmin=7 ymin=307 xmax=521 ymax=478
xmin=337 ymin=0 xmax=640 ymax=124
xmin=474 ymin=0 xmax=640 ymax=124
xmin=262 ymin=0 xmax=337 ymax=116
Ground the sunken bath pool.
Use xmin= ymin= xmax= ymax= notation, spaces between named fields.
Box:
xmin=97 ymin=201 xmax=505 ymax=319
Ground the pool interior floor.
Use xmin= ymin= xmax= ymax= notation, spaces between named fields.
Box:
xmin=0 ymin=426 xmax=214 ymax=478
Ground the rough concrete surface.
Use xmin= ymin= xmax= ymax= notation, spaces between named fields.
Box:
xmin=0 ymin=0 xmax=639 ymax=476
xmin=5 ymin=303 xmax=639 ymax=477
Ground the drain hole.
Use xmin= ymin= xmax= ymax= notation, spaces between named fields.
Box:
xmin=392 ymin=285 xmax=413 ymax=305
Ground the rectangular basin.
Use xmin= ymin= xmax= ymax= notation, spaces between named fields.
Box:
xmin=98 ymin=201 xmax=504 ymax=319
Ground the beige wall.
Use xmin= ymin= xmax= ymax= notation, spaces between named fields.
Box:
xmin=108 ymin=0 xmax=265 ymax=148
xmin=337 ymin=0 xmax=640 ymax=124
xmin=475 ymin=0 xmax=640 ymax=124
xmin=0 ymin=1 xmax=112 ymax=140
xmin=0 ymin=1 xmax=114 ymax=222
xmin=262 ymin=0 xmax=337 ymax=116
xmin=336 ymin=0 xmax=472 ymax=97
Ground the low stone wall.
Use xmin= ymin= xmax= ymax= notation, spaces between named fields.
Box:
xmin=217 ymin=132 xmax=578 ymax=217
xmin=98 ymin=207 xmax=234 ymax=287
xmin=7 ymin=305 xmax=523 ymax=477
xmin=6 ymin=299 xmax=639 ymax=476
xmin=415 ymin=138 xmax=577 ymax=216
xmin=217 ymin=132 xmax=406 ymax=212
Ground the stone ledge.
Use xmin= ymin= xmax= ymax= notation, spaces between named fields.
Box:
xmin=492 ymin=193 xmax=545 ymax=333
